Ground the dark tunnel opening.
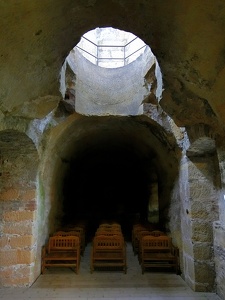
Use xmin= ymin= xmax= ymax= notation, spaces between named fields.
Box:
xmin=57 ymin=116 xmax=179 ymax=241
xmin=61 ymin=140 xmax=161 ymax=240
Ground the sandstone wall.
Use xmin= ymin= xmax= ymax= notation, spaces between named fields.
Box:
xmin=0 ymin=131 xmax=39 ymax=286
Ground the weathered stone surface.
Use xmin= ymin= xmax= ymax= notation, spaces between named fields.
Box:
xmin=9 ymin=96 xmax=60 ymax=119
xmin=191 ymin=201 xmax=219 ymax=221
xmin=0 ymin=1 xmax=224 ymax=133
xmin=3 ymin=222 xmax=33 ymax=235
xmin=193 ymin=242 xmax=214 ymax=260
xmin=195 ymin=261 xmax=215 ymax=288
xmin=0 ymin=1 xmax=225 ymax=295
xmin=3 ymin=211 xmax=35 ymax=222
xmin=0 ymin=189 xmax=20 ymax=201
xmin=191 ymin=220 xmax=213 ymax=243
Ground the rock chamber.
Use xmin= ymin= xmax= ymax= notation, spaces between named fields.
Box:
xmin=0 ymin=1 xmax=225 ymax=299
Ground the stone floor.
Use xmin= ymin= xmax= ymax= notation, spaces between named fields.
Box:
xmin=0 ymin=242 xmax=221 ymax=300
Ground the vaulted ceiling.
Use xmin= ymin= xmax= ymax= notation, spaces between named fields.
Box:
xmin=1 ymin=0 xmax=224 ymax=139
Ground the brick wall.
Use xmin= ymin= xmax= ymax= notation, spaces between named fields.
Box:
xmin=0 ymin=131 xmax=38 ymax=287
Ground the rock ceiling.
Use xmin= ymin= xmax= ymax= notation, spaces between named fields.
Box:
xmin=0 ymin=0 xmax=225 ymax=139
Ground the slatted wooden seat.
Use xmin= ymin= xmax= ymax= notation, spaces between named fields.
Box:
xmin=90 ymin=235 xmax=127 ymax=274
xmin=136 ymin=230 xmax=153 ymax=262
xmin=134 ymin=230 xmax=152 ymax=255
xmin=73 ymin=226 xmax=86 ymax=251
xmin=62 ymin=226 xmax=86 ymax=255
xmin=149 ymin=230 xmax=166 ymax=237
xmin=99 ymin=223 xmax=121 ymax=230
xmin=53 ymin=230 xmax=81 ymax=238
xmin=95 ymin=230 xmax=123 ymax=237
xmin=140 ymin=235 xmax=179 ymax=274
xmin=132 ymin=225 xmax=150 ymax=255
xmin=53 ymin=228 xmax=85 ymax=255
xmin=137 ymin=231 xmax=167 ymax=263
xmin=41 ymin=236 xmax=80 ymax=274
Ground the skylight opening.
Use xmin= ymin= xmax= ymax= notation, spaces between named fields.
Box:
xmin=59 ymin=27 xmax=164 ymax=117
xmin=75 ymin=27 xmax=147 ymax=68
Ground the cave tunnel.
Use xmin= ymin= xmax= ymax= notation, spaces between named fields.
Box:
xmin=56 ymin=115 xmax=179 ymax=241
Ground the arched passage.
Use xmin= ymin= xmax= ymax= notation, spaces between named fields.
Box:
xmin=0 ymin=2 xmax=225 ymax=297
xmin=40 ymin=114 xmax=180 ymax=241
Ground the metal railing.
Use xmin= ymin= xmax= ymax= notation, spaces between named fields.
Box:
xmin=76 ymin=36 xmax=146 ymax=66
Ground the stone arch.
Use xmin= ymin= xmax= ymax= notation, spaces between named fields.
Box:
xmin=186 ymin=124 xmax=216 ymax=157
xmin=0 ymin=129 xmax=39 ymax=287
xmin=0 ymin=2 xmax=225 ymax=297
xmin=38 ymin=113 xmax=180 ymax=242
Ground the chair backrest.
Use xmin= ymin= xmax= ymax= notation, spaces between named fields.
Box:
xmin=95 ymin=230 xmax=122 ymax=237
xmin=149 ymin=230 xmax=166 ymax=237
xmin=53 ymin=231 xmax=81 ymax=238
xmin=132 ymin=225 xmax=149 ymax=238
xmin=137 ymin=230 xmax=152 ymax=240
xmin=133 ymin=223 xmax=156 ymax=232
xmin=93 ymin=235 xmax=124 ymax=249
xmin=102 ymin=223 xmax=120 ymax=226
xmin=48 ymin=236 xmax=80 ymax=252
xmin=68 ymin=226 xmax=84 ymax=233
xmin=142 ymin=235 xmax=172 ymax=251
xmin=98 ymin=225 xmax=121 ymax=231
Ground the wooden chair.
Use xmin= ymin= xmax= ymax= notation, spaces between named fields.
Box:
xmin=137 ymin=231 xmax=166 ymax=263
xmin=53 ymin=230 xmax=81 ymax=237
xmin=41 ymin=236 xmax=80 ymax=274
xmin=132 ymin=225 xmax=149 ymax=255
xmin=64 ymin=227 xmax=86 ymax=255
xmin=99 ymin=225 xmax=121 ymax=231
xmin=53 ymin=229 xmax=85 ymax=255
xmin=136 ymin=230 xmax=152 ymax=262
xmin=90 ymin=235 xmax=127 ymax=274
xmin=95 ymin=230 xmax=123 ymax=237
xmin=140 ymin=235 xmax=179 ymax=274
xmin=149 ymin=230 xmax=166 ymax=237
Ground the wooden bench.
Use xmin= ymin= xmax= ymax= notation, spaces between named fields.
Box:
xmin=52 ymin=230 xmax=84 ymax=255
xmin=53 ymin=230 xmax=81 ymax=238
xmin=55 ymin=227 xmax=85 ymax=255
xmin=90 ymin=235 xmax=127 ymax=274
xmin=138 ymin=231 xmax=166 ymax=263
xmin=132 ymin=223 xmax=155 ymax=254
xmin=134 ymin=230 xmax=152 ymax=255
xmin=140 ymin=235 xmax=179 ymax=274
xmin=95 ymin=230 xmax=123 ymax=237
xmin=99 ymin=223 xmax=121 ymax=230
xmin=67 ymin=226 xmax=86 ymax=254
xmin=41 ymin=236 xmax=80 ymax=274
